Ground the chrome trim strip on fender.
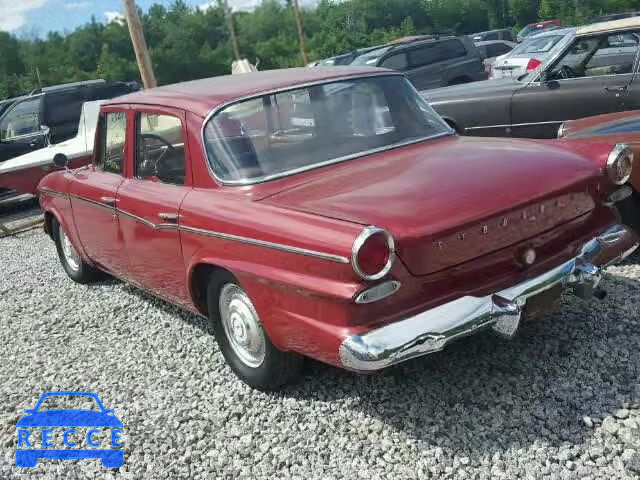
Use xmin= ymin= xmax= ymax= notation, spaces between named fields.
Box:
xmin=465 ymin=120 xmax=563 ymax=132
xmin=38 ymin=188 xmax=67 ymax=198
xmin=339 ymin=224 xmax=639 ymax=371
xmin=180 ymin=225 xmax=350 ymax=264
xmin=68 ymin=193 xmax=114 ymax=211
xmin=39 ymin=189 xmax=350 ymax=263
xmin=117 ymin=209 xmax=179 ymax=231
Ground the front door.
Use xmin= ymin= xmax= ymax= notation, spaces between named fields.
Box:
xmin=0 ymin=96 xmax=46 ymax=163
xmin=115 ymin=107 xmax=192 ymax=306
xmin=511 ymin=30 xmax=640 ymax=138
xmin=70 ymin=109 xmax=128 ymax=274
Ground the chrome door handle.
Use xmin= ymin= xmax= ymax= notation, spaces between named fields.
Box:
xmin=100 ymin=196 xmax=118 ymax=206
xmin=158 ymin=212 xmax=180 ymax=222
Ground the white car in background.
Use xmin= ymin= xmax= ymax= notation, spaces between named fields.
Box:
xmin=474 ymin=40 xmax=517 ymax=75
xmin=491 ymin=28 xmax=574 ymax=79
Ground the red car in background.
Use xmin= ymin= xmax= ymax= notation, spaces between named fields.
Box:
xmin=517 ymin=19 xmax=563 ymax=42
xmin=38 ymin=67 xmax=637 ymax=390
xmin=560 ymin=110 xmax=640 ymax=233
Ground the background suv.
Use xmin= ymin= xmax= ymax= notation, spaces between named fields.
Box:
xmin=351 ymin=36 xmax=487 ymax=90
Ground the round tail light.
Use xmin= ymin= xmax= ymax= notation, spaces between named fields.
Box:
xmin=352 ymin=227 xmax=396 ymax=281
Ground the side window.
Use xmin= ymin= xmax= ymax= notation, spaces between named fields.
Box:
xmin=380 ymin=53 xmax=409 ymax=71
xmin=408 ymin=45 xmax=441 ymax=67
xmin=485 ymin=32 xmax=499 ymax=41
xmin=551 ymin=32 xmax=640 ymax=79
xmin=98 ymin=111 xmax=127 ymax=175
xmin=42 ymin=91 xmax=84 ymax=144
xmin=0 ymin=96 xmax=42 ymax=142
xmin=439 ymin=40 xmax=468 ymax=59
xmin=136 ymin=113 xmax=186 ymax=185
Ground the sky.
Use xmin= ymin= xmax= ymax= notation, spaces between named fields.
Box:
xmin=0 ymin=0 xmax=318 ymax=36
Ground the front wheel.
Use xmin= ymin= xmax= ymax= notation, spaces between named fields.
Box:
xmin=207 ymin=274 xmax=302 ymax=390
xmin=52 ymin=218 xmax=101 ymax=284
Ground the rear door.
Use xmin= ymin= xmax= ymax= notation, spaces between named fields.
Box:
xmin=115 ymin=106 xmax=192 ymax=306
xmin=511 ymin=31 xmax=639 ymax=138
xmin=70 ymin=107 xmax=129 ymax=273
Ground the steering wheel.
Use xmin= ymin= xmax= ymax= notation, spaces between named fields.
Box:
xmin=140 ymin=133 xmax=175 ymax=177
xmin=559 ymin=65 xmax=576 ymax=79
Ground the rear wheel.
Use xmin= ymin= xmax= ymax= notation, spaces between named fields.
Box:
xmin=52 ymin=218 xmax=101 ymax=284
xmin=207 ymin=273 xmax=302 ymax=390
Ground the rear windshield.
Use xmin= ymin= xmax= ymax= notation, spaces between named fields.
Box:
xmin=510 ymin=34 xmax=565 ymax=55
xmin=203 ymin=75 xmax=451 ymax=184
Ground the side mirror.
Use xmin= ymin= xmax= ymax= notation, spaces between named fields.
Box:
xmin=53 ymin=153 xmax=69 ymax=169
xmin=40 ymin=125 xmax=51 ymax=146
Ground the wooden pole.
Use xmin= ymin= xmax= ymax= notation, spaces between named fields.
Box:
xmin=224 ymin=0 xmax=241 ymax=61
xmin=292 ymin=0 xmax=309 ymax=65
xmin=122 ymin=0 xmax=157 ymax=89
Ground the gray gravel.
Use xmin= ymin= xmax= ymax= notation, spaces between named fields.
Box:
xmin=1 ymin=229 xmax=640 ymax=479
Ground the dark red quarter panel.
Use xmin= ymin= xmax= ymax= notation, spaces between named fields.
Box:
xmin=178 ymin=189 xmax=374 ymax=363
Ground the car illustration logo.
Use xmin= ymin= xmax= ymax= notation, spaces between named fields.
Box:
xmin=15 ymin=391 xmax=123 ymax=468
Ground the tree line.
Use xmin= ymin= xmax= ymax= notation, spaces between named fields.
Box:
xmin=0 ymin=0 xmax=639 ymax=99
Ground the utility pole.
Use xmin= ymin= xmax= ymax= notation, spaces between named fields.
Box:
xmin=122 ymin=0 xmax=157 ymax=89
xmin=292 ymin=0 xmax=309 ymax=65
xmin=224 ymin=0 xmax=241 ymax=61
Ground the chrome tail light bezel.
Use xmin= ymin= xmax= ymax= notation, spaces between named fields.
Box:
xmin=607 ymin=143 xmax=634 ymax=185
xmin=351 ymin=226 xmax=396 ymax=281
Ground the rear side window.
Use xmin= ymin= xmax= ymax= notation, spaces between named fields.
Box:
xmin=98 ymin=111 xmax=126 ymax=175
xmin=487 ymin=43 xmax=512 ymax=57
xmin=43 ymin=91 xmax=84 ymax=143
xmin=439 ymin=40 xmax=468 ymax=58
xmin=408 ymin=45 xmax=442 ymax=67
xmin=135 ymin=113 xmax=186 ymax=185
xmin=380 ymin=53 xmax=409 ymax=70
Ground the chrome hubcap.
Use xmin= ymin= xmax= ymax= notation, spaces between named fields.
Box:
xmin=219 ymin=284 xmax=266 ymax=368
xmin=60 ymin=229 xmax=80 ymax=272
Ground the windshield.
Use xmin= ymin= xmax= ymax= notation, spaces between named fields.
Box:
xmin=509 ymin=34 xmax=565 ymax=56
xmin=351 ymin=47 xmax=391 ymax=66
xmin=203 ymin=75 xmax=452 ymax=184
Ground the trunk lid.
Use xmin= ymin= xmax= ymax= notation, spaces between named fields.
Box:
xmin=260 ymin=136 xmax=605 ymax=276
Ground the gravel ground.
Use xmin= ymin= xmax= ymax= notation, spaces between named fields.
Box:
xmin=1 ymin=229 xmax=640 ymax=479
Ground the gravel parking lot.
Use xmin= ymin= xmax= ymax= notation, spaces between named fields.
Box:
xmin=1 ymin=228 xmax=640 ymax=479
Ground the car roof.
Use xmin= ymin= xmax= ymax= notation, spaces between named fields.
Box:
xmin=105 ymin=67 xmax=394 ymax=117
xmin=474 ymin=40 xmax=512 ymax=46
xmin=577 ymin=16 xmax=640 ymax=36
xmin=529 ymin=27 xmax=575 ymax=38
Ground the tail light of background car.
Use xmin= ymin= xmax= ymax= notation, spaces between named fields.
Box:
xmin=526 ymin=58 xmax=543 ymax=72
xmin=351 ymin=226 xmax=396 ymax=281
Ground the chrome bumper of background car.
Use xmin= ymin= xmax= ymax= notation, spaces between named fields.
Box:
xmin=340 ymin=225 xmax=638 ymax=372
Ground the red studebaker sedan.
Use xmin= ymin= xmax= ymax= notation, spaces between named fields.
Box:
xmin=39 ymin=67 xmax=638 ymax=389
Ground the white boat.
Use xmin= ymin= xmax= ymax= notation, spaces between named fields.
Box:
xmin=0 ymin=100 xmax=102 ymax=195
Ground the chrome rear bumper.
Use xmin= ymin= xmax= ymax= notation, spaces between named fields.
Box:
xmin=339 ymin=225 xmax=638 ymax=372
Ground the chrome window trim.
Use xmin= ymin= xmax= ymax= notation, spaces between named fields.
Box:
xmin=180 ymin=225 xmax=350 ymax=264
xmin=200 ymin=72 xmax=454 ymax=187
